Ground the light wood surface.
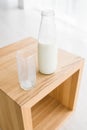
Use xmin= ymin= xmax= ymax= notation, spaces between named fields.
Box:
xmin=0 ymin=90 xmax=24 ymax=130
xmin=0 ymin=38 xmax=84 ymax=130
xmin=32 ymin=95 xmax=71 ymax=130
xmin=49 ymin=70 xmax=80 ymax=110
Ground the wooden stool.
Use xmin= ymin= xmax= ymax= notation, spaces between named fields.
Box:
xmin=0 ymin=38 xmax=84 ymax=130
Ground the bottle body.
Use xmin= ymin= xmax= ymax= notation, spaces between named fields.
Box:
xmin=38 ymin=10 xmax=57 ymax=74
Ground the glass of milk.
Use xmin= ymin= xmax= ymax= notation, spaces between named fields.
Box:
xmin=38 ymin=9 xmax=58 ymax=74
xmin=16 ymin=49 xmax=36 ymax=90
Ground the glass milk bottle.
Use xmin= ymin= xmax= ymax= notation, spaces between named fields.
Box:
xmin=38 ymin=10 xmax=57 ymax=74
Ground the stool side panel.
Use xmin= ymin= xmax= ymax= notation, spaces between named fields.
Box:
xmin=0 ymin=90 xmax=24 ymax=130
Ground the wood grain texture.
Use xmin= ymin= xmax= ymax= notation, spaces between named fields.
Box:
xmin=32 ymin=95 xmax=71 ymax=130
xmin=49 ymin=70 xmax=80 ymax=110
xmin=0 ymin=37 xmax=84 ymax=130
xmin=21 ymin=107 xmax=33 ymax=130
xmin=0 ymin=90 xmax=24 ymax=130
xmin=0 ymin=38 xmax=84 ymax=107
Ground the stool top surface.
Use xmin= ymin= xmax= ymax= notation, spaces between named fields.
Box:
xmin=0 ymin=38 xmax=83 ymax=107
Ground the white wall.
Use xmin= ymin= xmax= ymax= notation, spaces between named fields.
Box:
xmin=19 ymin=0 xmax=87 ymax=32
xmin=18 ymin=0 xmax=54 ymax=9
xmin=0 ymin=0 xmax=87 ymax=32
xmin=0 ymin=0 xmax=18 ymax=8
xmin=18 ymin=0 xmax=78 ymax=25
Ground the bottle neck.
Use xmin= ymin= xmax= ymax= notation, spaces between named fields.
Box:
xmin=38 ymin=10 xmax=56 ymax=45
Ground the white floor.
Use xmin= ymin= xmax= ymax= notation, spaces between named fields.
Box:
xmin=0 ymin=8 xmax=87 ymax=130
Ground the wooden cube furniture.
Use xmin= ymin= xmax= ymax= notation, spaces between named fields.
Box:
xmin=0 ymin=38 xmax=84 ymax=130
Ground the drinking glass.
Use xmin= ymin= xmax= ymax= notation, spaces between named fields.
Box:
xmin=16 ymin=49 xmax=36 ymax=90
